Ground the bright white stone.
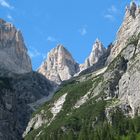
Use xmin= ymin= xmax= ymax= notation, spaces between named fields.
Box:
xmin=80 ymin=39 xmax=106 ymax=71
xmin=51 ymin=93 xmax=67 ymax=118
xmin=38 ymin=45 xmax=79 ymax=84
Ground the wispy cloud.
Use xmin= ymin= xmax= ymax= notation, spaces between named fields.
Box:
xmin=47 ymin=36 xmax=57 ymax=42
xmin=7 ymin=14 xmax=13 ymax=21
xmin=79 ymin=26 xmax=87 ymax=36
xmin=108 ymin=5 xmax=118 ymax=14
xmin=104 ymin=5 xmax=119 ymax=22
xmin=0 ymin=0 xmax=14 ymax=9
xmin=28 ymin=47 xmax=42 ymax=58
xmin=104 ymin=14 xmax=115 ymax=21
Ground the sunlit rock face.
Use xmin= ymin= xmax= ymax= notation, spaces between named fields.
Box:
xmin=0 ymin=19 xmax=32 ymax=74
xmin=80 ymin=39 xmax=106 ymax=71
xmin=107 ymin=2 xmax=140 ymax=64
xmin=38 ymin=44 xmax=79 ymax=84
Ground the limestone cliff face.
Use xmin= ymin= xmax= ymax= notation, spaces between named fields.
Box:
xmin=0 ymin=19 xmax=32 ymax=74
xmin=118 ymin=42 xmax=140 ymax=117
xmin=107 ymin=2 xmax=140 ymax=64
xmin=80 ymin=39 xmax=106 ymax=71
xmin=38 ymin=45 xmax=79 ymax=84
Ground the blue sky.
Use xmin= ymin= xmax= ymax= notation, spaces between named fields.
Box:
xmin=0 ymin=0 xmax=134 ymax=70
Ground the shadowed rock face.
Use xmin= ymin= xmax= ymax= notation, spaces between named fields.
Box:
xmin=38 ymin=44 xmax=79 ymax=84
xmin=130 ymin=1 xmax=137 ymax=17
xmin=0 ymin=19 xmax=32 ymax=74
xmin=0 ymin=19 xmax=56 ymax=140
xmin=0 ymin=71 xmax=54 ymax=140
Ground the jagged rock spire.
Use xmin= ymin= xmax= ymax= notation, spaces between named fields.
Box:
xmin=129 ymin=1 xmax=137 ymax=17
xmin=80 ymin=39 xmax=106 ymax=71
xmin=38 ymin=44 xmax=79 ymax=84
xmin=89 ymin=38 xmax=106 ymax=65
xmin=107 ymin=1 xmax=140 ymax=64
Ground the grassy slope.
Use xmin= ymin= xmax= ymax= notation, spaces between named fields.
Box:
xmin=25 ymin=35 xmax=140 ymax=140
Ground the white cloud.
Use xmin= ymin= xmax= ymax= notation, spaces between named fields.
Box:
xmin=108 ymin=5 xmax=118 ymax=14
xmin=28 ymin=46 xmax=46 ymax=59
xmin=79 ymin=27 xmax=87 ymax=36
xmin=104 ymin=14 xmax=115 ymax=21
xmin=47 ymin=36 xmax=57 ymax=42
xmin=104 ymin=5 xmax=119 ymax=22
xmin=0 ymin=0 xmax=14 ymax=9
xmin=7 ymin=14 xmax=13 ymax=21
xmin=28 ymin=48 xmax=41 ymax=58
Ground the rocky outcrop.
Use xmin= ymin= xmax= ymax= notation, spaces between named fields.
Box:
xmin=38 ymin=45 xmax=79 ymax=84
xmin=107 ymin=2 xmax=140 ymax=64
xmin=80 ymin=39 xmax=106 ymax=71
xmin=79 ymin=43 xmax=112 ymax=76
xmin=0 ymin=19 xmax=55 ymax=140
xmin=0 ymin=19 xmax=32 ymax=74
xmin=118 ymin=42 xmax=140 ymax=117
xmin=23 ymin=93 xmax=67 ymax=138
xmin=0 ymin=71 xmax=54 ymax=140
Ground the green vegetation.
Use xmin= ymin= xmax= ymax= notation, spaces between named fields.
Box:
xmin=126 ymin=33 xmax=140 ymax=47
xmin=107 ymin=33 xmax=140 ymax=72
xmin=25 ymin=72 xmax=140 ymax=140
xmin=25 ymin=35 xmax=140 ymax=140
xmin=26 ymin=74 xmax=140 ymax=140
xmin=25 ymin=97 xmax=140 ymax=140
xmin=106 ymin=54 xmax=122 ymax=71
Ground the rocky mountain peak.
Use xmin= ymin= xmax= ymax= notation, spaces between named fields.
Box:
xmin=49 ymin=44 xmax=75 ymax=62
xmin=129 ymin=1 xmax=137 ymax=17
xmin=38 ymin=44 xmax=79 ymax=84
xmin=89 ymin=38 xmax=106 ymax=64
xmin=56 ymin=44 xmax=65 ymax=50
xmin=0 ymin=18 xmax=6 ymax=24
xmin=80 ymin=39 xmax=106 ymax=71
xmin=0 ymin=19 xmax=32 ymax=74
xmin=107 ymin=2 xmax=140 ymax=64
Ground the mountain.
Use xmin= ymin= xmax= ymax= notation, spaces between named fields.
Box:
xmin=0 ymin=19 xmax=55 ymax=140
xmin=38 ymin=44 xmax=79 ymax=84
xmin=78 ymin=43 xmax=112 ymax=76
xmin=38 ymin=40 xmax=106 ymax=84
xmin=0 ymin=19 xmax=32 ymax=74
xmin=80 ymin=39 xmax=106 ymax=71
xmin=107 ymin=1 xmax=140 ymax=64
xmin=0 ymin=71 xmax=55 ymax=140
xmin=24 ymin=2 xmax=140 ymax=140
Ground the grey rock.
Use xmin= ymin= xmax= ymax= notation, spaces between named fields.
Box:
xmin=0 ymin=71 xmax=54 ymax=140
xmin=80 ymin=39 xmax=106 ymax=71
xmin=118 ymin=44 xmax=140 ymax=117
xmin=0 ymin=19 xmax=32 ymax=74
xmin=130 ymin=1 xmax=137 ymax=17
xmin=107 ymin=2 xmax=140 ymax=64
xmin=104 ymin=40 xmax=140 ymax=118
xmin=79 ymin=43 xmax=112 ymax=76
xmin=0 ymin=19 xmax=56 ymax=140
